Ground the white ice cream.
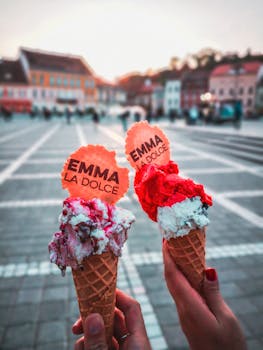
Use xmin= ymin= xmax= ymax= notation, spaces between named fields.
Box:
xmin=157 ymin=196 xmax=209 ymax=238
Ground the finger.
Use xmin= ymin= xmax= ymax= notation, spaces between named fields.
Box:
xmin=72 ymin=317 xmax=83 ymax=335
xmin=203 ymin=267 xmax=232 ymax=320
xmin=114 ymin=307 xmax=128 ymax=341
xmin=162 ymin=241 xmax=216 ymax=327
xmin=84 ymin=313 xmax=107 ymax=349
xmin=74 ymin=336 xmax=84 ymax=350
xmin=112 ymin=336 xmax=119 ymax=350
xmin=115 ymin=289 xmax=147 ymax=335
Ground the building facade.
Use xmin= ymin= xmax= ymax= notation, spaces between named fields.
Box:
xmin=164 ymin=80 xmax=181 ymax=115
xmin=19 ymin=48 xmax=96 ymax=111
xmin=0 ymin=59 xmax=31 ymax=113
xmin=181 ymin=68 xmax=211 ymax=110
xmin=151 ymin=84 xmax=164 ymax=115
xmin=95 ymin=77 xmax=126 ymax=113
xmin=209 ymin=62 xmax=263 ymax=116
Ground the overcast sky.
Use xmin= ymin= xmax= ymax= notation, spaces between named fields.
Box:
xmin=0 ymin=0 xmax=262 ymax=80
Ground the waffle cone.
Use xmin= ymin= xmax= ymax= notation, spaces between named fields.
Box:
xmin=72 ymin=251 xmax=118 ymax=346
xmin=167 ymin=228 xmax=206 ymax=292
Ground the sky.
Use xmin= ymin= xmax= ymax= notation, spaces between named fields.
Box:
xmin=0 ymin=0 xmax=262 ymax=81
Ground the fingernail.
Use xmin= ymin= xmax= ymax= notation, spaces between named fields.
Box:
xmin=87 ymin=314 xmax=103 ymax=335
xmin=205 ymin=268 xmax=217 ymax=281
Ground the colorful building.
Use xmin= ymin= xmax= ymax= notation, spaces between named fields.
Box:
xmin=19 ymin=47 xmax=96 ymax=111
xmin=0 ymin=59 xmax=31 ymax=113
xmin=209 ymin=62 xmax=263 ymax=116
xmin=181 ymin=68 xmax=211 ymax=110
xmin=95 ymin=76 xmax=126 ymax=113
xmin=164 ymin=80 xmax=181 ymax=115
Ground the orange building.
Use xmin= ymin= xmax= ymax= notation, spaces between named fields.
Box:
xmin=19 ymin=47 xmax=96 ymax=111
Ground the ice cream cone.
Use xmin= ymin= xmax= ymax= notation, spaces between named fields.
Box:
xmin=72 ymin=251 xmax=118 ymax=346
xmin=167 ymin=228 xmax=206 ymax=292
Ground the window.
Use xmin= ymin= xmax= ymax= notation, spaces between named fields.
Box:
xmin=8 ymin=89 xmax=13 ymax=97
xmin=85 ymin=80 xmax=89 ymax=88
xmin=248 ymin=86 xmax=253 ymax=94
xmin=0 ymin=88 xmax=2 ymax=97
xmin=239 ymin=87 xmax=244 ymax=95
xmin=19 ymin=90 xmax=25 ymax=98
xmin=32 ymin=74 xmax=36 ymax=84
xmin=174 ymin=99 xmax=178 ymax=106
xmin=219 ymin=88 xmax=224 ymax=96
xmin=168 ymin=99 xmax=172 ymax=106
xmin=57 ymin=77 xmax=61 ymax=86
xmin=50 ymin=76 xmax=55 ymax=86
xmin=174 ymin=86 xmax=178 ymax=92
xmin=33 ymin=89 xmax=38 ymax=98
xmin=247 ymin=98 xmax=252 ymax=106
xmin=40 ymin=75 xmax=44 ymax=85
xmin=70 ymin=79 xmax=74 ymax=87
xmin=49 ymin=90 xmax=54 ymax=98
xmin=42 ymin=89 xmax=46 ymax=98
xmin=76 ymin=79 xmax=81 ymax=87
xmin=89 ymin=80 xmax=94 ymax=88
xmin=211 ymin=89 xmax=215 ymax=95
xmin=229 ymin=88 xmax=234 ymax=96
xmin=64 ymin=78 xmax=68 ymax=87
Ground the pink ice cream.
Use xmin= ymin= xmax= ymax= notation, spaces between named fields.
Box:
xmin=48 ymin=197 xmax=135 ymax=274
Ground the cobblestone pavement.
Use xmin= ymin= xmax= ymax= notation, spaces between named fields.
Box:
xmin=0 ymin=117 xmax=263 ymax=350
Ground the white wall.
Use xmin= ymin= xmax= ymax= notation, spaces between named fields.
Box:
xmin=164 ymin=80 xmax=181 ymax=114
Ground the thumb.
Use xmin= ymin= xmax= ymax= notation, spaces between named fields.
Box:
xmin=84 ymin=313 xmax=108 ymax=350
xmin=203 ymin=268 xmax=228 ymax=320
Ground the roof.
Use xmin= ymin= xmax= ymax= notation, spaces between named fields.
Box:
xmin=95 ymin=76 xmax=115 ymax=87
xmin=20 ymin=48 xmax=93 ymax=75
xmin=0 ymin=59 xmax=28 ymax=84
xmin=211 ymin=61 xmax=262 ymax=77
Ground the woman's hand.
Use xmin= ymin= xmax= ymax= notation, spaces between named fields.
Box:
xmin=163 ymin=240 xmax=247 ymax=350
xmin=73 ymin=289 xmax=151 ymax=350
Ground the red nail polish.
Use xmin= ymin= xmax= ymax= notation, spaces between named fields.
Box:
xmin=205 ymin=268 xmax=217 ymax=281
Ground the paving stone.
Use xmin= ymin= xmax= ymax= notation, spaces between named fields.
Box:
xmin=21 ymin=275 xmax=45 ymax=289
xmin=39 ymin=301 xmax=67 ymax=321
xmin=240 ymin=312 xmax=263 ymax=336
xmin=9 ymin=304 xmax=39 ymax=325
xmin=250 ymin=295 xmax=263 ymax=310
xmin=36 ymin=341 xmax=67 ymax=350
xmin=3 ymin=323 xmax=36 ymax=348
xmin=0 ymin=277 xmax=23 ymax=290
xmin=247 ymin=339 xmax=263 ymax=350
xmin=0 ymin=306 xmax=12 ymax=326
xmin=226 ymin=298 xmax=258 ymax=315
xmin=37 ymin=320 xmax=67 ymax=344
xmin=42 ymin=286 xmax=68 ymax=301
xmin=0 ymin=290 xmax=17 ymax=306
xmin=162 ymin=324 xmax=189 ymax=349
xmin=220 ymin=282 xmax=244 ymax=298
xmin=155 ymin=305 xmax=180 ymax=326
xmin=17 ymin=288 xmax=42 ymax=304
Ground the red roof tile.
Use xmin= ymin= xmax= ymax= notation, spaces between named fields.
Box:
xmin=0 ymin=59 xmax=28 ymax=84
xmin=211 ymin=61 xmax=262 ymax=76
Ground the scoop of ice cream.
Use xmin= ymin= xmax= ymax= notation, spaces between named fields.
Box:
xmin=48 ymin=197 xmax=135 ymax=273
xmin=158 ymin=196 xmax=209 ymax=238
xmin=134 ymin=161 xmax=212 ymax=222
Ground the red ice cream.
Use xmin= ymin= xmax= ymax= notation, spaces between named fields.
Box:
xmin=134 ymin=160 xmax=213 ymax=221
